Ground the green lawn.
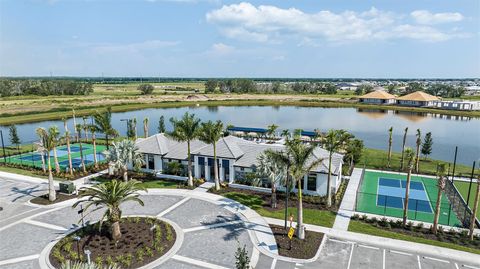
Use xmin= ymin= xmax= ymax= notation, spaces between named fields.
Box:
xmin=454 ymin=180 xmax=480 ymax=219
xmin=223 ymin=191 xmax=336 ymax=228
xmin=348 ymin=220 xmax=480 ymax=255
xmin=361 ymin=148 xmax=473 ymax=177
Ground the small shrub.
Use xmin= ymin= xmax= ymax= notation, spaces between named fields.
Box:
xmin=361 ymin=214 xmax=368 ymax=221
xmin=95 ymin=256 xmax=103 ymax=266
xmin=105 ymin=256 xmax=115 ymax=267
xmin=351 ymin=214 xmax=360 ymax=220
xmin=136 ymin=248 xmax=145 ymax=262
xmin=235 ymin=243 xmax=250 ymax=269
xmin=166 ymin=225 xmax=173 ymax=241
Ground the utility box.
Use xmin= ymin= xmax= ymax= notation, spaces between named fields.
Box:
xmin=59 ymin=181 xmax=75 ymax=194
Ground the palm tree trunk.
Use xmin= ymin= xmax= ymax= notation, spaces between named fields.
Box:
xmin=297 ymin=179 xmax=305 ymax=240
xmin=92 ymin=133 xmax=98 ymax=168
xmin=400 ymin=131 xmax=407 ymax=170
xmin=40 ymin=153 xmax=46 ymax=173
xmin=432 ymin=187 xmax=442 ymax=234
xmin=47 ymin=152 xmax=56 ymax=202
xmin=387 ymin=137 xmax=392 ymax=168
xmin=187 ymin=141 xmax=193 ymax=187
xmin=53 ymin=146 xmax=60 ymax=174
xmin=327 ymin=153 xmax=333 ymax=207
xmin=66 ymin=136 xmax=73 ymax=175
xmin=403 ymin=169 xmax=412 ymax=226
xmin=106 ymin=134 xmax=109 ymax=150
xmin=123 ymin=168 xmax=128 ymax=182
xmin=79 ymin=141 xmax=86 ymax=173
xmin=214 ymin=143 xmax=220 ymax=191
xmin=271 ymin=185 xmax=277 ymax=209
xmin=112 ymin=221 xmax=121 ymax=241
xmin=415 ymin=144 xmax=421 ymax=173
xmin=469 ymin=181 xmax=480 ymax=240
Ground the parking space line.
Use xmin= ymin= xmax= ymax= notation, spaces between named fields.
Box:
xmin=417 ymin=255 xmax=422 ymax=269
xmin=423 ymin=256 xmax=449 ymax=263
xmin=0 ymin=207 xmax=41 ymax=224
xmin=157 ymin=197 xmax=190 ymax=217
xmin=382 ymin=249 xmax=386 ymax=269
xmin=328 ymin=238 xmax=352 ymax=244
xmin=454 ymin=263 xmax=459 ymax=269
xmin=389 ymin=250 xmax=412 ymax=256
xmin=463 ymin=265 xmax=480 ymax=269
xmin=358 ymin=244 xmax=379 ymax=250
xmin=183 ymin=220 xmax=244 ymax=233
xmin=0 ymin=254 xmax=39 ymax=266
xmin=347 ymin=242 xmax=354 ymax=269
xmin=270 ymin=258 xmax=277 ymax=269
xmin=24 ymin=219 xmax=69 ymax=231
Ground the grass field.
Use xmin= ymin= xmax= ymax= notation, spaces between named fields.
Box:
xmin=361 ymin=148 xmax=474 ymax=177
xmin=348 ymin=220 xmax=480 ymax=255
xmin=356 ymin=170 xmax=461 ymax=226
xmin=454 ymin=180 xmax=480 ymax=219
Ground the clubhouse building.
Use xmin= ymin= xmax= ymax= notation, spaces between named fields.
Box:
xmin=358 ymin=89 xmax=396 ymax=104
xmin=135 ymin=134 xmax=344 ymax=196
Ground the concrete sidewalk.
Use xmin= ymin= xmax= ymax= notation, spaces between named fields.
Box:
xmin=333 ymin=168 xmax=362 ymax=230
xmin=265 ymin=217 xmax=480 ymax=266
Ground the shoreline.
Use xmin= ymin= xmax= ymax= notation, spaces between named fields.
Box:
xmin=1 ymin=96 xmax=479 ymax=125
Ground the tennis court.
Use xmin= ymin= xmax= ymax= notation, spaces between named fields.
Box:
xmin=0 ymin=143 xmax=106 ymax=171
xmin=356 ymin=170 xmax=461 ymax=227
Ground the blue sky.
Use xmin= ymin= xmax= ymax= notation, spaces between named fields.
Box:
xmin=1 ymin=0 xmax=479 ymax=78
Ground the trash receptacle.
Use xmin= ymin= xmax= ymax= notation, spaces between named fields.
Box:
xmin=59 ymin=181 xmax=75 ymax=194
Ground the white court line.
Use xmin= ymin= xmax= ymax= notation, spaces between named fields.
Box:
xmin=417 ymin=255 xmax=422 ymax=269
xmin=24 ymin=219 xmax=68 ymax=231
xmin=157 ymin=197 xmax=190 ymax=217
xmin=270 ymin=258 xmax=277 ymax=269
xmin=423 ymin=256 xmax=449 ymax=263
xmin=347 ymin=242 xmax=355 ymax=269
xmin=382 ymin=249 xmax=386 ymax=269
xmin=389 ymin=250 xmax=412 ymax=256
xmin=358 ymin=244 xmax=379 ymax=250
xmin=183 ymin=220 xmax=244 ymax=233
xmin=0 ymin=254 xmax=39 ymax=266
xmin=172 ymin=255 xmax=230 ymax=269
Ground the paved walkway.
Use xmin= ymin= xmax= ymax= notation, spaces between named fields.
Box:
xmin=333 ymin=168 xmax=362 ymax=231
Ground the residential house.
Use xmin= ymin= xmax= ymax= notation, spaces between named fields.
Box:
xmin=396 ymin=91 xmax=440 ymax=107
xmin=359 ymin=89 xmax=396 ymax=104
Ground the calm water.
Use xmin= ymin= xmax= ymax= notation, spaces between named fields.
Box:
xmin=1 ymin=106 xmax=479 ymax=165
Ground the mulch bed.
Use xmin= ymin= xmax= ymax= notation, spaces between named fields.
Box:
xmin=50 ymin=217 xmax=176 ymax=268
xmin=270 ymin=224 xmax=324 ymax=259
xmin=30 ymin=191 xmax=78 ymax=205
xmin=211 ymin=186 xmax=338 ymax=211
xmin=98 ymin=172 xmax=201 ymax=189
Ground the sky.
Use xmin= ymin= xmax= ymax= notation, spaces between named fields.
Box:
xmin=0 ymin=0 xmax=479 ymax=78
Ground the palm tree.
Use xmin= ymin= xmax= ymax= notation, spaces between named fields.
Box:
xmin=93 ymin=107 xmax=118 ymax=150
xmin=73 ymin=180 xmax=146 ymax=241
xmin=415 ymin=129 xmax=422 ymax=173
xmin=402 ymin=147 xmax=415 ymax=226
xmin=35 ymin=127 xmax=56 ymax=201
xmin=168 ymin=112 xmax=201 ymax=187
xmin=255 ymin=152 xmax=287 ymax=208
xmin=469 ymin=175 xmax=480 ymax=240
xmin=143 ymin=117 xmax=149 ymax=138
xmin=35 ymin=142 xmax=47 ymax=173
xmin=198 ymin=120 xmax=224 ymax=191
xmin=281 ymin=129 xmax=290 ymax=139
xmin=63 ymin=118 xmax=74 ymax=175
xmin=387 ymin=127 xmax=393 ymax=168
xmin=83 ymin=116 xmax=89 ymax=143
xmin=400 ymin=127 xmax=408 ymax=170
xmin=267 ymin=137 xmax=325 ymax=240
xmin=432 ymin=163 xmax=446 ymax=235
xmin=104 ymin=139 xmax=145 ymax=182
xmin=133 ymin=118 xmax=138 ymax=140
xmin=89 ymin=125 xmax=98 ymax=168
xmin=49 ymin=126 xmax=61 ymax=174
xmin=322 ymin=129 xmax=353 ymax=207
xmin=72 ymin=109 xmax=79 ymax=143
xmin=267 ymin=124 xmax=278 ymax=141
xmin=76 ymin=124 xmax=87 ymax=173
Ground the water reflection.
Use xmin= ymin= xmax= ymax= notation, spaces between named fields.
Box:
xmin=356 ymin=108 xmax=472 ymax=122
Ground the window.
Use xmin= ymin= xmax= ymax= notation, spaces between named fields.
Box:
xmin=148 ymin=155 xmax=155 ymax=170
xmin=307 ymin=173 xmax=317 ymax=191
xmin=141 ymin=154 xmax=147 ymax=169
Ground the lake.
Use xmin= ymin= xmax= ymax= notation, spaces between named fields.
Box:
xmin=0 ymin=106 xmax=479 ymax=165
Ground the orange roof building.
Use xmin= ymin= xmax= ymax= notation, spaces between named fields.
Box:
xmin=396 ymin=91 xmax=440 ymax=107
xmin=359 ymin=89 xmax=396 ymax=104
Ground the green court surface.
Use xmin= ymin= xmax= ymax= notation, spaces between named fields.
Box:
xmin=0 ymin=143 xmax=106 ymax=171
xmin=454 ymin=180 xmax=480 ymax=219
xmin=356 ymin=170 xmax=461 ymax=227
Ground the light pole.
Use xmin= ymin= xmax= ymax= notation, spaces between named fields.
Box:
xmin=0 ymin=130 xmax=6 ymax=163
xmin=84 ymin=249 xmax=91 ymax=264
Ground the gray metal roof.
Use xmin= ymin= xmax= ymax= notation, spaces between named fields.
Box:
xmin=192 ymin=136 xmax=245 ymax=159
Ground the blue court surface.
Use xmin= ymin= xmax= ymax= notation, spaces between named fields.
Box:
xmin=376 ymin=177 xmax=432 ymax=213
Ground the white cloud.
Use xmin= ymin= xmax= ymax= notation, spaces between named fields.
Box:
xmin=210 ymin=43 xmax=235 ymax=55
xmin=411 ymin=10 xmax=463 ymax=25
xmin=206 ymin=2 xmax=467 ymax=44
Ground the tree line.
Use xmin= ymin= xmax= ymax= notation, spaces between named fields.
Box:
xmin=0 ymin=79 xmax=93 ymax=97
xmin=205 ymin=79 xmax=338 ymax=94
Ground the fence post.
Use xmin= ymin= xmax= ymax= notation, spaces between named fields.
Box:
xmin=447 ymin=203 xmax=451 ymax=226
xmin=414 ymin=200 xmax=418 ymax=220
xmin=466 ymin=161 xmax=476 ymax=206
xmin=0 ymin=130 xmax=6 ymax=163
xmin=384 ymin=196 xmax=387 ymax=216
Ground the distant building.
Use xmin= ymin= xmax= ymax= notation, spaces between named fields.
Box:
xmin=432 ymin=100 xmax=480 ymax=111
xmin=358 ymin=89 xmax=396 ymax=104
xmin=465 ymin=86 xmax=480 ymax=96
xmin=396 ymin=91 xmax=439 ymax=107
xmin=336 ymin=82 xmax=358 ymax=91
